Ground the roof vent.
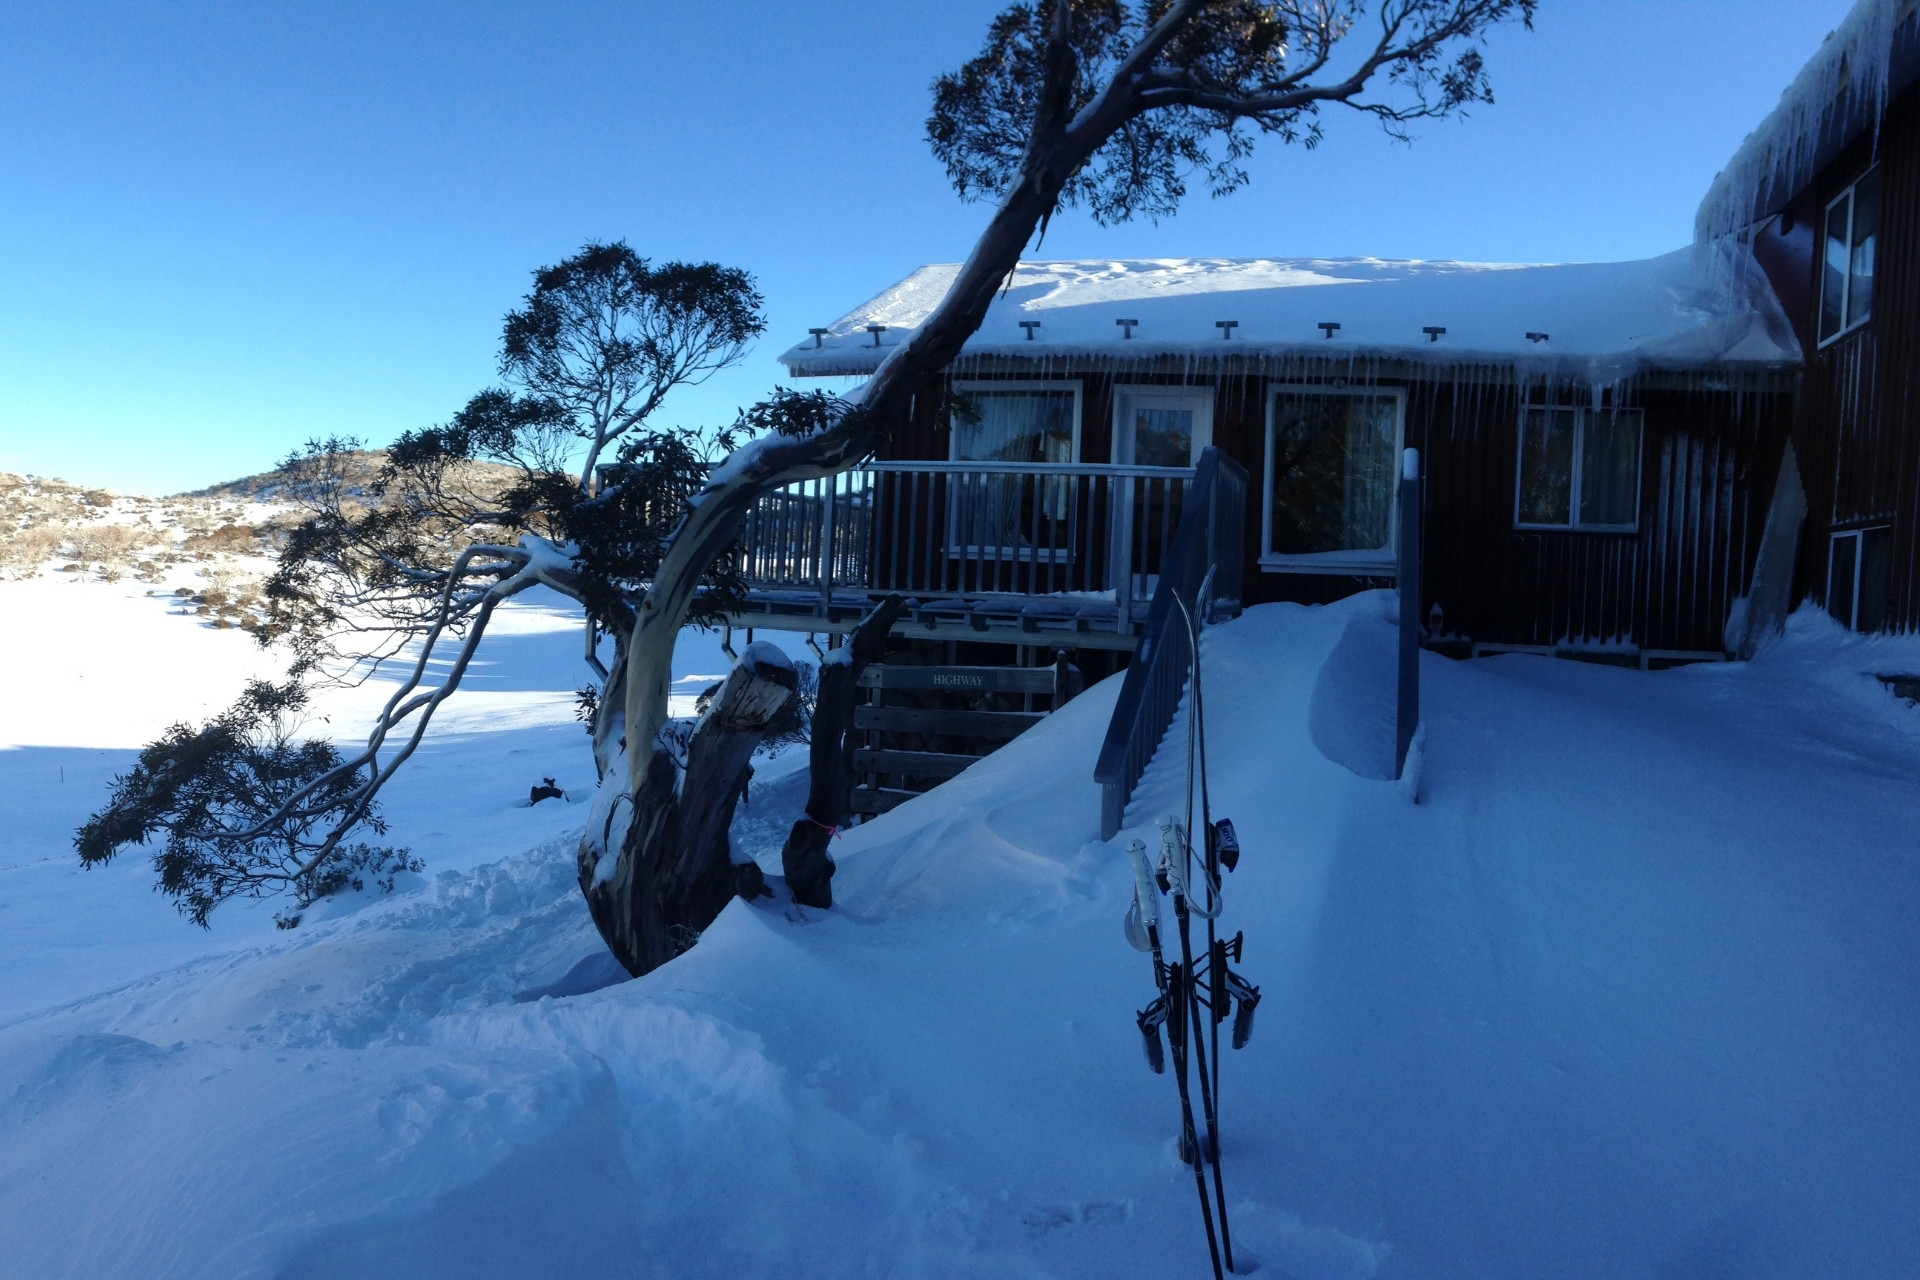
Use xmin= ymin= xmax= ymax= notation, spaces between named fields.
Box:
xmin=1216 ymin=320 xmax=1239 ymax=339
xmin=1526 ymin=331 xmax=1550 ymax=344
xmin=1423 ymin=326 xmax=1446 ymax=343
xmin=866 ymin=324 xmax=887 ymax=348
xmin=1116 ymin=318 xmax=1140 ymax=339
xmin=1019 ymin=321 xmax=1041 ymax=341
xmin=1318 ymin=322 xmax=1341 ymax=339
xmin=808 ymin=327 xmax=828 ymax=349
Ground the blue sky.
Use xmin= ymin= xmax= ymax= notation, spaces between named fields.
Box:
xmin=0 ymin=0 xmax=1857 ymax=494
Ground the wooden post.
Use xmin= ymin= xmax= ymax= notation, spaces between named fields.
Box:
xmin=819 ymin=475 xmax=838 ymax=616
xmin=781 ymin=593 xmax=906 ymax=907
xmin=1396 ymin=448 xmax=1422 ymax=780
xmin=1054 ymin=648 xmax=1082 ymax=705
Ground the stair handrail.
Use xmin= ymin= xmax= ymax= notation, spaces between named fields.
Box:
xmin=1093 ymin=446 xmax=1247 ymax=839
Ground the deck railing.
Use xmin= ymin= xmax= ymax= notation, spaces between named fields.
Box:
xmin=1092 ymin=447 xmax=1249 ymax=838
xmin=736 ymin=460 xmax=1203 ymax=630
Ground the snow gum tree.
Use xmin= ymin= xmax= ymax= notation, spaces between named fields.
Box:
xmin=80 ymin=1 xmax=1536 ymax=976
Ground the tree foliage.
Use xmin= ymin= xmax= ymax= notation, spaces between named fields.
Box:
xmin=495 ymin=242 xmax=763 ymax=486
xmin=75 ymin=679 xmax=419 ymax=928
xmin=929 ymin=0 xmax=1534 ymax=225
xmin=79 ymin=243 xmax=768 ymax=925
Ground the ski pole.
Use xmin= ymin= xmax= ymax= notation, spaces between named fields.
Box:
xmin=1159 ymin=820 xmax=1226 ymax=1279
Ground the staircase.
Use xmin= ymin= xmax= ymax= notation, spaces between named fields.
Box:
xmin=848 ymin=656 xmax=1082 ymax=817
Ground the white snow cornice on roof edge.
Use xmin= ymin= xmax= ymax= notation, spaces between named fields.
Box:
xmin=780 ymin=250 xmax=1801 ymax=383
xmin=1696 ymin=0 xmax=1919 ymax=244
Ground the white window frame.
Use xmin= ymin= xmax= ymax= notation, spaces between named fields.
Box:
xmin=1819 ymin=167 xmax=1879 ymax=348
xmin=948 ymin=379 xmax=1083 ymax=463
xmin=1512 ymin=404 xmax=1644 ymax=533
xmin=1260 ymin=383 xmax=1406 ymax=575
xmin=1827 ymin=525 xmax=1891 ymax=630
xmin=1112 ymin=384 xmax=1213 ymax=466
xmin=945 ymin=379 xmax=1083 ymax=561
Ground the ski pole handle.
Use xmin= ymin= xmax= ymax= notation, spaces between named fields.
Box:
xmin=1126 ymin=838 xmax=1160 ymax=928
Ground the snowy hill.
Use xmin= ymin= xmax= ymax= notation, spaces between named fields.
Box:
xmin=2 ymin=579 xmax=1917 ymax=1278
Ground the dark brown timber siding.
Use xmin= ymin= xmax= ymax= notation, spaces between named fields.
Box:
xmin=887 ymin=364 xmax=1788 ymax=654
xmin=1252 ymin=379 xmax=1788 ymax=653
xmin=1757 ymin=82 xmax=1920 ymax=631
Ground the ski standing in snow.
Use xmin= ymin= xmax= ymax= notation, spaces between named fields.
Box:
xmin=1122 ymin=568 xmax=1261 ymax=1280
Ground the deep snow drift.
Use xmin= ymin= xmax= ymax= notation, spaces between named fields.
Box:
xmin=2 ymin=579 xmax=1917 ymax=1278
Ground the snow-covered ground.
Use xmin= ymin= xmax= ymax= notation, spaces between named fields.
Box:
xmin=2 ymin=576 xmax=1916 ymax=1278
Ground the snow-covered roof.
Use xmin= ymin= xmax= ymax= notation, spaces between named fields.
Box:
xmin=1696 ymin=0 xmax=1920 ymax=242
xmin=779 ymin=249 xmax=1800 ymax=384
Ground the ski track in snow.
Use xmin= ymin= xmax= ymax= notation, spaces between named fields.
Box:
xmin=2 ymin=577 xmax=1918 ymax=1277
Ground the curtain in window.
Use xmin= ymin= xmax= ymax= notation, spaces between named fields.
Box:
xmin=1517 ymin=408 xmax=1574 ymax=525
xmin=953 ymin=391 xmax=1075 ymax=464
xmin=1268 ymin=393 xmax=1398 ymax=556
xmin=1849 ymin=168 xmax=1880 ymax=329
xmin=951 ymin=390 xmax=1075 ymax=552
xmin=1821 ymin=170 xmax=1880 ymax=342
xmin=1822 ymin=190 xmax=1852 ymax=342
xmin=1577 ymin=410 xmax=1641 ymax=526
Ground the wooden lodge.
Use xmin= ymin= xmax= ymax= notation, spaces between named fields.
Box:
xmin=1706 ymin=0 xmax=1920 ymax=637
xmin=745 ymin=251 xmax=1800 ymax=669
xmin=716 ymin=0 xmax=1920 ymax=812
xmin=738 ymin=0 xmax=1920 ymax=666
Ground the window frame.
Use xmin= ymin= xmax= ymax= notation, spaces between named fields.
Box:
xmin=1259 ymin=382 xmax=1407 ymax=575
xmin=1827 ymin=525 xmax=1892 ymax=631
xmin=944 ymin=379 xmax=1084 ymax=562
xmin=1818 ymin=167 xmax=1879 ymax=348
xmin=1111 ymin=383 xmax=1214 ymax=467
xmin=1511 ymin=403 xmax=1645 ymax=533
xmin=947 ymin=379 xmax=1083 ymax=464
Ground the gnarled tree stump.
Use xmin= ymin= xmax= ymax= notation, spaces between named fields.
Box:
xmin=580 ymin=641 xmax=797 ymax=976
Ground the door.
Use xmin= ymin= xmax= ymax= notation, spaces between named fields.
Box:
xmin=1114 ymin=385 xmax=1213 ymax=466
xmin=1112 ymin=386 xmax=1213 ymax=603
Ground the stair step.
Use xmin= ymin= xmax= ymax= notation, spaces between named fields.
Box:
xmin=853 ymin=706 xmax=1046 ymax=739
xmin=857 ymin=664 xmax=1058 ymax=694
xmin=851 ymin=748 xmax=981 ymax=779
xmin=849 ymin=785 xmax=919 ymax=815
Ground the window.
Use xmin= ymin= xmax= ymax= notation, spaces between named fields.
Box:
xmin=948 ymin=381 xmax=1080 ymax=556
xmin=1514 ymin=405 xmax=1643 ymax=531
xmin=1828 ymin=526 xmax=1891 ymax=631
xmin=1262 ymin=386 xmax=1403 ymax=572
xmin=950 ymin=382 xmax=1079 ymax=465
xmin=1820 ymin=168 xmax=1880 ymax=345
xmin=1113 ymin=385 xmax=1212 ymax=467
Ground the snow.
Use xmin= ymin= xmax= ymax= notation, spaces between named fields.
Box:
xmin=4 ymin=579 xmax=1919 ymax=1276
xmin=778 ymin=249 xmax=1802 ymax=385
xmin=1696 ymin=0 xmax=1913 ymax=244
xmin=0 ymin=574 xmax=806 ymax=1022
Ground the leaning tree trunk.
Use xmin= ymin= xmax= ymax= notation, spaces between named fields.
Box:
xmin=584 ymin=0 xmax=1115 ymax=969
xmin=781 ymin=594 xmax=907 ymax=907
xmin=579 ymin=642 xmax=796 ymax=976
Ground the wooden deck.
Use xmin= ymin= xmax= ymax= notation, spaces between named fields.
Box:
xmin=730 ymin=459 xmax=1208 ymax=651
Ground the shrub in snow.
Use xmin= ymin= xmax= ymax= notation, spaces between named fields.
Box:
xmin=74 ymin=678 xmax=420 ymax=928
